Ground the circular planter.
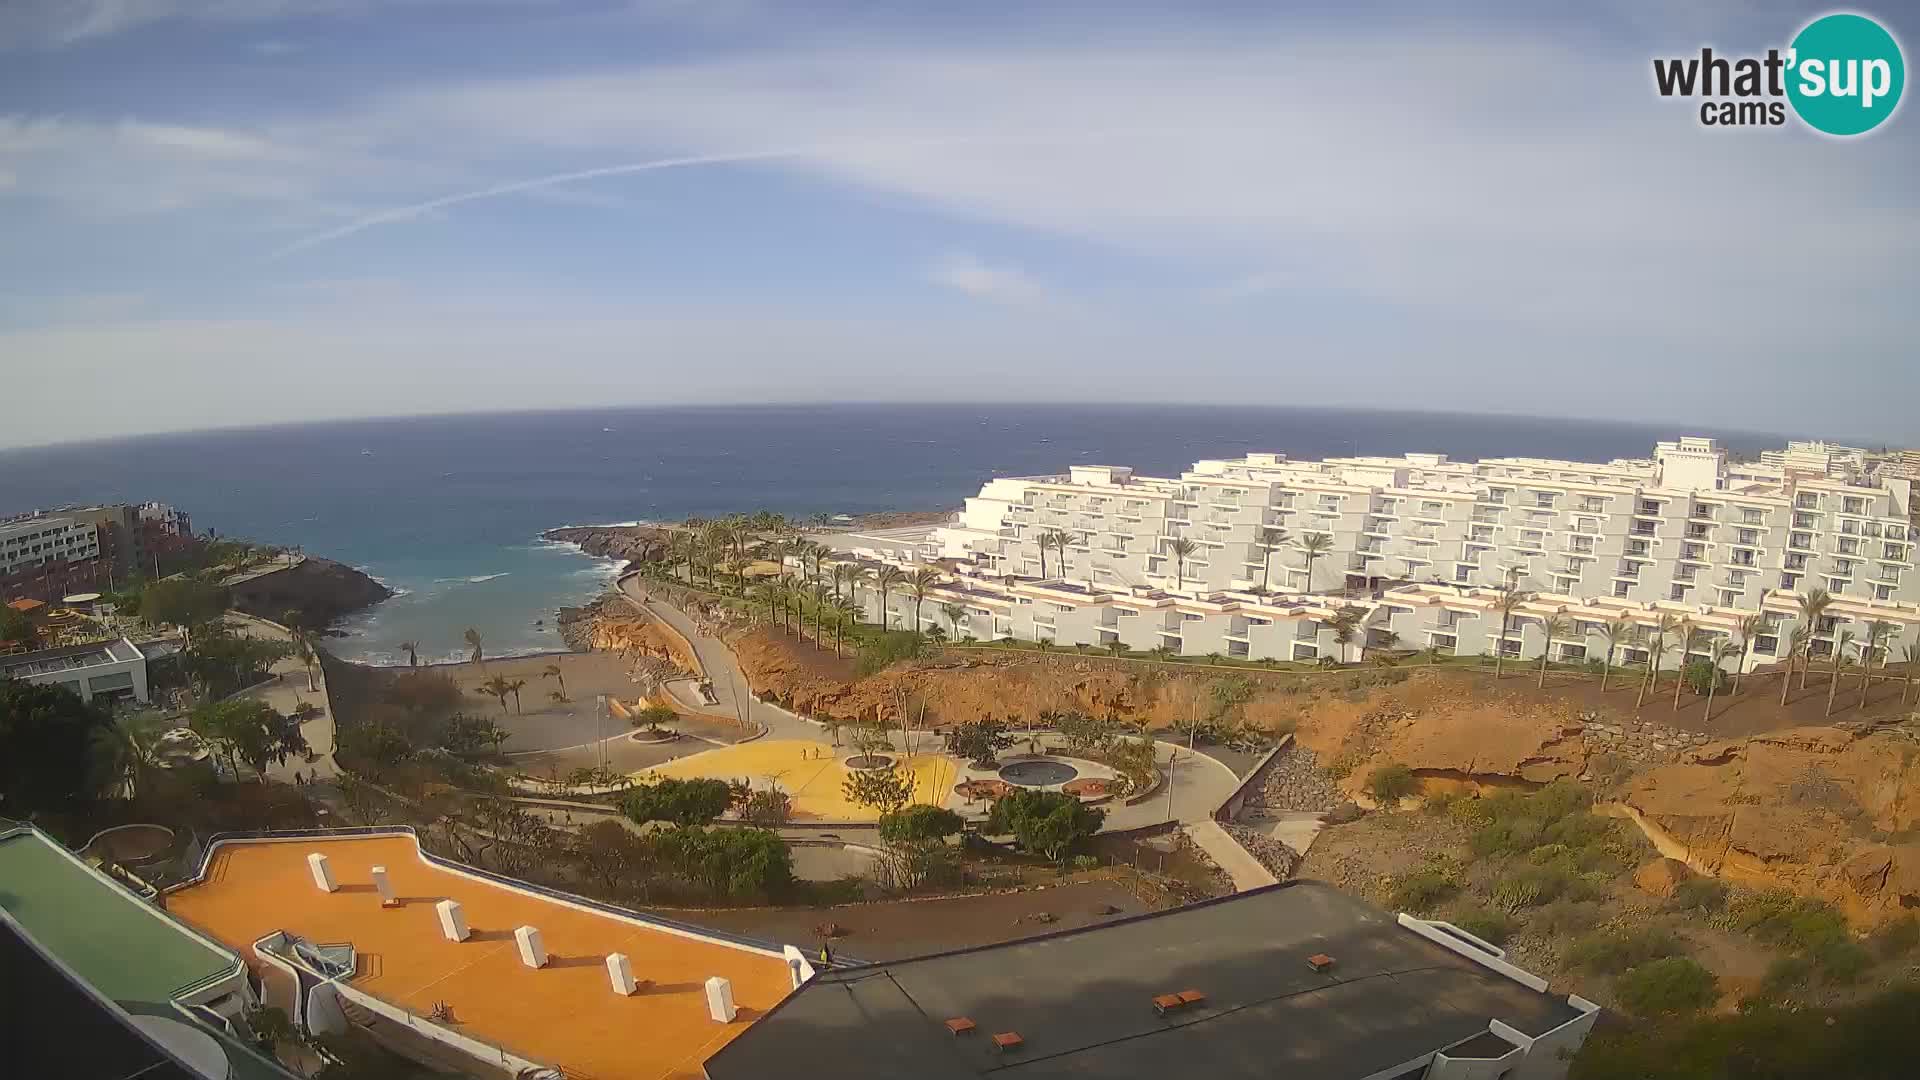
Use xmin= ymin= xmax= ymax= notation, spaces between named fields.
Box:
xmin=843 ymin=753 xmax=896 ymax=771
xmin=628 ymin=729 xmax=680 ymax=745
xmin=998 ymin=758 xmax=1080 ymax=787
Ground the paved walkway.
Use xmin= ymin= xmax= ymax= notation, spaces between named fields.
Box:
xmin=1184 ymin=819 xmax=1280 ymax=892
xmin=224 ymin=612 xmax=337 ymax=782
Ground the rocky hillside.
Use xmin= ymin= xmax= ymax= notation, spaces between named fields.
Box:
xmin=1615 ymin=724 xmax=1920 ymax=926
xmin=227 ymin=557 xmax=391 ymax=626
xmin=542 ymin=524 xmax=673 ymax=570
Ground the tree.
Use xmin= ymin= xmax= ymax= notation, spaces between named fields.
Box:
xmin=1034 ymin=527 xmax=1056 ymax=580
xmin=876 ymin=804 xmax=965 ymax=890
xmin=943 ymin=601 xmax=970 ymax=640
xmin=140 ymin=577 xmax=228 ymax=629
xmin=622 ymin=777 xmax=733 ymax=826
xmin=874 ymin=566 xmax=905 ymax=629
xmin=437 ymin=713 xmax=509 ymax=757
xmin=1613 ymin=956 xmax=1718 ymax=1018
xmin=571 ymin=820 xmax=656 ymax=900
xmin=1902 ymin=643 xmax=1918 ymax=706
xmin=462 ymin=627 xmax=484 ymax=666
xmin=1600 ymin=618 xmax=1633 ymax=692
xmin=0 ymin=605 xmax=35 ymax=648
xmin=190 ymin=698 xmax=308 ymax=781
xmin=1795 ymin=589 xmax=1833 ymax=691
xmin=1639 ymin=613 xmax=1678 ymax=709
xmin=1327 ymin=606 xmax=1365 ymax=664
xmin=1538 ymin=614 xmax=1570 ymax=687
xmin=1729 ymin=613 xmax=1763 ymax=697
xmin=1860 ymin=619 xmax=1894 ymax=707
xmin=985 ymin=789 xmax=1106 ymax=862
xmin=398 ymin=640 xmax=420 ymax=668
xmin=0 ymin=678 xmax=122 ymax=816
xmin=740 ymin=788 xmax=792 ymax=827
xmin=1295 ymin=532 xmax=1333 ymax=592
xmin=290 ymin=633 xmax=317 ymax=692
xmin=1702 ymin=641 xmax=1739 ymax=720
xmin=1568 ymin=986 xmax=1920 ymax=1080
xmin=649 ymin=825 xmax=793 ymax=901
xmin=1781 ymin=624 xmax=1811 ymax=706
xmin=842 ymin=765 xmax=915 ymax=815
xmin=1491 ymin=584 xmax=1531 ymax=679
xmin=1672 ymin=620 xmax=1698 ymax=710
xmin=1825 ymin=630 xmax=1855 ymax=716
xmin=542 ymin=662 xmax=566 ymax=701
xmin=477 ymin=675 xmax=513 ymax=717
xmin=1254 ymin=526 xmax=1290 ymax=593
xmin=632 ymin=702 xmax=678 ymax=733
xmin=944 ymin=717 xmax=1015 ymax=768
xmin=1163 ymin=536 xmax=1198 ymax=589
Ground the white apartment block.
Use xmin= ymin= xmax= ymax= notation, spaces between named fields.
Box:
xmin=804 ymin=437 xmax=1920 ymax=673
xmin=0 ymin=515 xmax=100 ymax=576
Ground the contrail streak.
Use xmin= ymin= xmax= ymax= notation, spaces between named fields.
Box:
xmin=270 ymin=146 xmax=813 ymax=258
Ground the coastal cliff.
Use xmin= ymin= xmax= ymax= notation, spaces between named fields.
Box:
xmin=228 ymin=557 xmax=393 ymax=626
xmin=543 ymin=524 xmax=674 ymax=570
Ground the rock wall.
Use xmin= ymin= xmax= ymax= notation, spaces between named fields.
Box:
xmin=228 ymin=557 xmax=391 ymax=626
xmin=542 ymin=525 xmax=674 ymax=570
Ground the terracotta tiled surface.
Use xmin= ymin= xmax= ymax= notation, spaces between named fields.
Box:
xmin=168 ymin=836 xmax=793 ymax=1080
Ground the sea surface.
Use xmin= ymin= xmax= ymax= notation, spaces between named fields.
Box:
xmin=0 ymin=405 xmax=1788 ymax=664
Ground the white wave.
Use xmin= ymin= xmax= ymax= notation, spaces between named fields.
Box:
xmin=431 ymin=572 xmax=511 ymax=584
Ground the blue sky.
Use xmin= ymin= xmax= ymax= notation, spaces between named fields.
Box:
xmin=2 ymin=1 xmax=1916 ymax=448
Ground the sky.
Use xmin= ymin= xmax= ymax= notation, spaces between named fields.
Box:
xmin=2 ymin=1 xmax=1917 ymax=449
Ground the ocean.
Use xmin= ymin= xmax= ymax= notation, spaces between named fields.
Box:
xmin=0 ymin=404 xmax=1787 ymax=664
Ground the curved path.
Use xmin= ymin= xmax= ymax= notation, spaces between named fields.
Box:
xmin=610 ymin=575 xmax=1241 ymax=827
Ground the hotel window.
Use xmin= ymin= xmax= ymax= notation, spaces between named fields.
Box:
xmin=1754 ymin=635 xmax=1779 ymax=655
xmin=1670 ymin=584 xmax=1692 ymax=601
xmin=1796 ymin=493 xmax=1819 ymax=509
xmin=1720 ymin=590 xmax=1739 ymax=606
xmin=1844 ymin=497 xmax=1867 ymax=514
xmin=1877 ymin=585 xmax=1896 ymax=600
xmin=1829 ymin=577 xmax=1849 ymax=592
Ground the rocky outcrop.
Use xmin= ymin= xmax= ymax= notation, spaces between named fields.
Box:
xmin=1615 ymin=724 xmax=1920 ymax=926
xmin=542 ymin=525 xmax=674 ymax=570
xmin=228 ymin=557 xmax=391 ymax=626
xmin=1248 ymin=744 xmax=1345 ymax=813
xmin=1633 ymin=857 xmax=1693 ymax=898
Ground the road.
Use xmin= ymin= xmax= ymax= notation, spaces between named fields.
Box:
xmin=224 ymin=611 xmax=338 ymax=782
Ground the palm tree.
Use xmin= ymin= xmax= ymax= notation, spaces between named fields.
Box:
xmin=1901 ymin=643 xmax=1918 ymax=706
xmin=1421 ymin=644 xmax=1447 ymax=665
xmin=1672 ymin=621 xmax=1698 ymax=710
xmin=291 ymin=633 xmax=317 ymax=692
xmin=1164 ymin=537 xmax=1198 ymax=590
xmin=1296 ymin=532 xmax=1334 ymax=593
xmin=1600 ymin=618 xmax=1633 ymax=692
xmin=1037 ymin=529 xmax=1068 ymax=581
xmin=1781 ymin=625 xmax=1811 ymax=707
xmin=1703 ymin=641 xmax=1739 ymax=720
xmin=906 ymin=568 xmax=941 ymax=636
xmin=1491 ymin=584 xmax=1531 ymax=679
xmin=398 ymin=640 xmax=420 ymax=668
xmin=1795 ymin=589 xmax=1833 ymax=690
xmin=751 ymin=582 xmax=780 ymax=626
xmin=830 ymin=561 xmax=853 ymax=602
xmin=845 ymin=564 xmax=871 ymax=610
xmin=810 ymin=583 xmax=835 ymax=649
xmin=1730 ymin=614 xmax=1764 ymax=697
xmin=943 ymin=601 xmax=969 ymax=640
xmin=543 ymin=662 xmax=566 ymax=701
xmin=1327 ymin=607 xmax=1364 ymax=664
xmin=1254 ymin=526 xmax=1290 ymax=593
xmin=1105 ymin=639 xmax=1128 ymax=659
xmin=479 ymin=675 xmax=512 ymax=717
xmin=874 ymin=566 xmax=906 ymax=630
xmin=1537 ymin=615 xmax=1570 ymax=688
xmin=463 ymin=627 xmax=484 ymax=666
xmin=833 ymin=598 xmax=859 ymax=657
xmin=505 ymin=678 xmax=527 ymax=714
xmin=1825 ymin=630 xmax=1855 ymax=716
xmin=1860 ymin=619 xmax=1895 ymax=707
xmin=1637 ymin=632 xmax=1670 ymax=711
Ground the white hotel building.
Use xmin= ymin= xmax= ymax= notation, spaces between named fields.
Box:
xmin=810 ymin=437 xmax=1920 ymax=672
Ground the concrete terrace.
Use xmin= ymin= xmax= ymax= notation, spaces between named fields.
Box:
xmin=167 ymin=833 xmax=798 ymax=1080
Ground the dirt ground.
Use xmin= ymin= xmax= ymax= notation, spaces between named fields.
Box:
xmin=678 ymin=874 xmax=1163 ymax=962
xmin=434 ymin=651 xmax=732 ymax=752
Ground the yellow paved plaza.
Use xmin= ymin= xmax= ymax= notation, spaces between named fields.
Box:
xmin=639 ymin=739 xmax=959 ymax=821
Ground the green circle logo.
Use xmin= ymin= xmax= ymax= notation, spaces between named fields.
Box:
xmin=1787 ymin=13 xmax=1905 ymax=135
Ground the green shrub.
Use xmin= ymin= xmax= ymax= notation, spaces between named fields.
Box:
xmin=1387 ymin=869 xmax=1459 ymax=913
xmin=1614 ymin=957 xmax=1719 ymax=1018
xmin=1527 ymin=843 xmax=1574 ymax=866
xmin=1724 ymin=891 xmax=1850 ymax=953
xmin=1421 ymin=790 xmax=1459 ymax=817
xmin=1492 ymin=865 xmax=1585 ymax=911
xmin=1449 ymin=905 xmax=1513 ymax=947
xmin=1669 ymin=878 xmax=1730 ymax=914
xmin=1365 ymin=763 xmax=1419 ymax=802
xmin=1808 ymin=938 xmax=1872 ymax=984
xmin=1533 ymin=900 xmax=1603 ymax=936
xmin=985 ymin=789 xmax=1106 ymax=862
xmin=622 ymin=777 xmax=734 ymax=827
xmin=1761 ymin=954 xmax=1812 ymax=996
xmin=1472 ymin=816 xmax=1544 ymax=858
xmin=1445 ymin=794 xmax=1493 ymax=827
xmin=855 ymin=630 xmax=924 ymax=676
xmin=1071 ymin=854 xmax=1100 ymax=872
xmin=1566 ymin=927 xmax=1684 ymax=975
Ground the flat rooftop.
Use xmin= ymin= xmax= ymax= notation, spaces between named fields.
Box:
xmin=0 ymin=637 xmax=141 ymax=678
xmin=167 ymin=834 xmax=796 ymax=1080
xmin=705 ymin=880 xmax=1583 ymax=1080
xmin=0 ymin=826 xmax=237 ymax=1007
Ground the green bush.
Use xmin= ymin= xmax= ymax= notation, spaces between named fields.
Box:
xmin=1681 ymin=659 xmax=1728 ymax=695
xmin=1760 ymin=954 xmax=1812 ymax=996
xmin=1568 ymin=986 xmax=1920 ymax=1080
xmin=1421 ymin=790 xmax=1459 ymax=817
xmin=1533 ymin=900 xmax=1603 ymax=936
xmin=855 ymin=630 xmax=924 ymax=676
xmin=1387 ymin=869 xmax=1459 ymax=914
xmin=984 ymin=789 xmax=1106 ymax=862
xmin=646 ymin=825 xmax=793 ymax=901
xmin=1808 ymin=939 xmax=1872 ymax=984
xmin=1492 ymin=865 xmax=1582 ymax=911
xmin=1869 ymin=914 xmax=1919 ymax=960
xmin=877 ymin=804 xmax=964 ymax=846
xmin=1614 ymin=957 xmax=1719 ymax=1018
xmin=1566 ymin=927 xmax=1684 ymax=975
xmin=622 ymin=777 xmax=734 ymax=827
xmin=1527 ymin=842 xmax=1574 ymax=866
xmin=1724 ymin=891 xmax=1850 ymax=953
xmin=1365 ymin=763 xmax=1419 ymax=802
xmin=1472 ymin=816 xmax=1545 ymax=858
xmin=1670 ymin=878 xmax=1730 ymax=914
xmin=1449 ymin=905 xmax=1513 ymax=947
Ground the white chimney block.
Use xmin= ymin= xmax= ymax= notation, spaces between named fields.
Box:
xmin=606 ymin=953 xmax=636 ymax=996
xmin=435 ymin=899 xmax=469 ymax=942
xmin=705 ymin=976 xmax=737 ymax=1023
xmin=370 ymin=865 xmax=396 ymax=906
xmin=514 ymin=925 xmax=547 ymax=969
xmin=307 ymin=853 xmax=337 ymax=893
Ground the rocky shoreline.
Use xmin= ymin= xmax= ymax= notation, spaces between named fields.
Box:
xmin=543 ymin=524 xmax=674 ymax=572
xmin=228 ymin=556 xmax=392 ymax=627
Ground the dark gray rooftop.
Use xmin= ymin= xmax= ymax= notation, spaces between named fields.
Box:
xmin=704 ymin=881 xmax=1580 ymax=1080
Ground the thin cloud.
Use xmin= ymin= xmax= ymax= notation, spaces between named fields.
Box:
xmin=927 ymin=254 xmax=1050 ymax=306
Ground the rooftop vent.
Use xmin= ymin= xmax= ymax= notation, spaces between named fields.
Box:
xmin=992 ymin=1032 xmax=1024 ymax=1053
xmin=1307 ymin=953 xmax=1336 ymax=973
xmin=944 ymin=1017 xmax=976 ymax=1036
xmin=1152 ymin=989 xmax=1208 ymax=1017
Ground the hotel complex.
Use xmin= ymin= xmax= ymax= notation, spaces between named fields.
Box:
xmin=815 ymin=436 xmax=1920 ymax=672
